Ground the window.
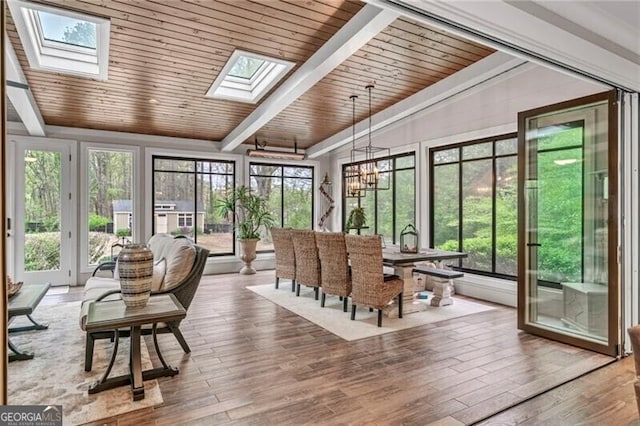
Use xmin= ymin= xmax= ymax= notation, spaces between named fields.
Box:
xmin=177 ymin=213 xmax=193 ymax=228
xmin=86 ymin=148 xmax=135 ymax=266
xmin=249 ymin=163 xmax=314 ymax=251
xmin=205 ymin=50 xmax=295 ymax=103
xmin=430 ymin=135 xmax=518 ymax=278
xmin=153 ymin=156 xmax=235 ymax=256
xmin=8 ymin=0 xmax=110 ymax=79
xmin=535 ymin=121 xmax=585 ymax=285
xmin=342 ymin=152 xmax=416 ymax=246
xmin=229 ymin=57 xmax=265 ymax=79
xmin=154 ymin=203 xmax=175 ymax=211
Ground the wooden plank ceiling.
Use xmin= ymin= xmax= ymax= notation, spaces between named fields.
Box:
xmin=5 ymin=0 xmax=494 ymax=150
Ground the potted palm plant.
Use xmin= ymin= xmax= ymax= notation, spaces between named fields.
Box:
xmin=217 ymin=186 xmax=275 ymax=274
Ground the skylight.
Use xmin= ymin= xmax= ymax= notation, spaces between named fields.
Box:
xmin=206 ymin=50 xmax=295 ymax=104
xmin=7 ymin=0 xmax=110 ymax=80
xmin=38 ymin=11 xmax=97 ymax=49
xmin=228 ymin=57 xmax=265 ymax=79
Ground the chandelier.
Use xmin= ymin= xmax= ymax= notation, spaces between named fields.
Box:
xmin=346 ymin=94 xmax=365 ymax=198
xmin=351 ymin=85 xmax=389 ymax=191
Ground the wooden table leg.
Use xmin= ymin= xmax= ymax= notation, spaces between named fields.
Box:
xmin=130 ymin=325 xmax=145 ymax=401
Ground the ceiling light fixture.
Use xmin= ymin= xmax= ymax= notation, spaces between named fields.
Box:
xmin=346 ymin=95 xmax=365 ymax=198
xmin=247 ymin=138 xmax=305 ymax=160
xmin=351 ymin=84 xmax=389 ymax=190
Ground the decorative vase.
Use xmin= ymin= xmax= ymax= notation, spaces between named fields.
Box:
xmin=118 ymin=243 xmax=154 ymax=308
xmin=239 ymin=238 xmax=259 ymax=275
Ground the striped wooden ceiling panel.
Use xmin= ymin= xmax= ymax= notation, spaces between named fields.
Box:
xmin=255 ymin=17 xmax=494 ymax=149
xmin=5 ymin=0 xmax=493 ymax=149
xmin=5 ymin=0 xmax=362 ymax=141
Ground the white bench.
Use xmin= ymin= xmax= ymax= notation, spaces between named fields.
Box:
xmin=412 ymin=265 xmax=464 ymax=307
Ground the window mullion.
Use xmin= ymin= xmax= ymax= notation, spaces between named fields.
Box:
xmin=491 ymin=142 xmax=497 ymax=274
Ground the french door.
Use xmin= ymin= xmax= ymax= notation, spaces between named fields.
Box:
xmin=518 ymin=91 xmax=618 ymax=356
xmin=13 ymin=137 xmax=75 ymax=286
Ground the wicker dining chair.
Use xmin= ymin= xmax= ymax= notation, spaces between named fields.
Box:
xmin=345 ymin=234 xmax=403 ymax=327
xmin=291 ymin=229 xmax=322 ymax=300
xmin=270 ymin=227 xmax=296 ymax=292
xmin=315 ymin=231 xmax=351 ymax=312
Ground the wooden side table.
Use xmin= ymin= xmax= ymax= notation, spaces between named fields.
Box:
xmin=85 ymin=294 xmax=186 ymax=401
xmin=8 ymin=282 xmax=51 ymax=361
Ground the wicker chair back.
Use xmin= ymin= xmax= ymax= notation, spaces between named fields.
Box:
xmin=315 ymin=232 xmax=351 ymax=298
xmin=291 ymin=229 xmax=321 ymax=289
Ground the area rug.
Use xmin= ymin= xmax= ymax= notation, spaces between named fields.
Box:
xmin=247 ymin=284 xmax=495 ymax=340
xmin=8 ymin=301 xmax=163 ymax=425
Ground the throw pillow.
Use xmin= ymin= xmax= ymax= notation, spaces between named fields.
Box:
xmin=151 ymin=258 xmax=167 ymax=291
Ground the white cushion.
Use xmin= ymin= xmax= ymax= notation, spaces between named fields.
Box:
xmin=162 ymin=239 xmax=196 ymax=290
xmin=79 ymin=276 xmax=121 ymax=330
xmin=148 ymin=233 xmax=176 ymax=262
xmin=146 ymin=234 xmax=196 ymax=290
xmin=151 ymin=258 xmax=166 ymax=291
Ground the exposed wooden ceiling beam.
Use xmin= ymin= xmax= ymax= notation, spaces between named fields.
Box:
xmin=306 ymin=52 xmax=527 ymax=159
xmin=4 ymin=35 xmax=45 ymax=136
xmin=220 ymin=3 xmax=399 ymax=152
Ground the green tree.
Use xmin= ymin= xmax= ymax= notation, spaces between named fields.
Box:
xmin=63 ymin=22 xmax=96 ymax=48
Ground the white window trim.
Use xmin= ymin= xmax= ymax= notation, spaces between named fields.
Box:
xmin=10 ymin=135 xmax=77 ymax=286
xmin=7 ymin=0 xmax=110 ymax=80
xmin=205 ymin=50 xmax=294 ymax=104
xmin=80 ymin=143 xmax=139 ymax=274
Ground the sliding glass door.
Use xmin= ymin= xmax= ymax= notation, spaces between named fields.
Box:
xmin=518 ymin=92 xmax=618 ymax=356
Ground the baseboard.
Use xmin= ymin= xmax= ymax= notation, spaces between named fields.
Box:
xmin=454 ymin=274 xmax=517 ymax=307
xmin=203 ymin=253 xmax=276 ymax=275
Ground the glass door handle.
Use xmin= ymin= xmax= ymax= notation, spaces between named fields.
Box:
xmin=527 ymin=243 xmax=542 ymax=247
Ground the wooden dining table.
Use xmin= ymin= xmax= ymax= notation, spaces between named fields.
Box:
xmin=382 ymin=248 xmax=468 ymax=316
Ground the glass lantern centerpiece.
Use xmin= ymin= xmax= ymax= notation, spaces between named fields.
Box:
xmin=400 ymin=224 xmax=418 ymax=253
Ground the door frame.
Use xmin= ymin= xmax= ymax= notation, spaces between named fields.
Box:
xmin=517 ymin=91 xmax=619 ymax=356
xmin=10 ymin=135 xmax=77 ymax=286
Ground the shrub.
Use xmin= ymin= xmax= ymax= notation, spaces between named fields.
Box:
xmin=116 ymin=228 xmax=131 ymax=237
xmin=170 ymin=228 xmax=186 ymax=236
xmin=25 ymin=233 xmax=60 ymax=271
xmin=89 ymin=214 xmax=110 ymax=232
xmin=43 ymin=217 xmax=60 ymax=232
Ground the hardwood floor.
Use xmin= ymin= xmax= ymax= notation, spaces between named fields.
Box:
xmin=46 ymin=271 xmax=636 ymax=425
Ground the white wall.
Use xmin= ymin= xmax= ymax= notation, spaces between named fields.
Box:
xmin=334 ymin=64 xmax=608 ymax=156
